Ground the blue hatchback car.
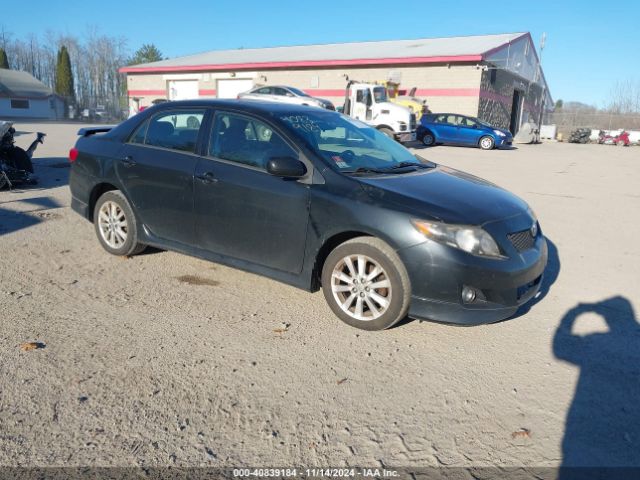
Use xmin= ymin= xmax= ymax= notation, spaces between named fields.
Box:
xmin=417 ymin=113 xmax=513 ymax=150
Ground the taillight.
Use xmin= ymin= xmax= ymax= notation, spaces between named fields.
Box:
xmin=69 ymin=148 xmax=78 ymax=162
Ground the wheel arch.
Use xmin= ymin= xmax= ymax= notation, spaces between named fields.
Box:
xmin=419 ymin=127 xmax=436 ymax=140
xmin=311 ymin=229 xmax=403 ymax=291
xmin=478 ymin=133 xmax=496 ymax=148
xmin=88 ymin=182 xmax=120 ymax=222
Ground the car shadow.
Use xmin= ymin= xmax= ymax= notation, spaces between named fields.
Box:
xmin=0 ymin=196 xmax=64 ymax=236
xmin=554 ymin=296 xmax=640 ymax=478
xmin=409 ymin=141 xmax=519 ymax=151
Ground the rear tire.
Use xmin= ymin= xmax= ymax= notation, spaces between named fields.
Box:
xmin=479 ymin=136 xmax=495 ymax=150
xmin=93 ymin=190 xmax=146 ymax=257
xmin=421 ymin=131 xmax=435 ymax=146
xmin=321 ymin=237 xmax=411 ymax=331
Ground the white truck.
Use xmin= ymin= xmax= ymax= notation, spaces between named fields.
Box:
xmin=342 ymin=81 xmax=417 ymax=143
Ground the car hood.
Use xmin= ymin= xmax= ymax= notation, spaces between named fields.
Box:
xmin=357 ymin=165 xmax=529 ymax=225
xmin=484 ymin=126 xmax=512 ymax=137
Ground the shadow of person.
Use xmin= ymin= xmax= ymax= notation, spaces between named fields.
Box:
xmin=553 ymin=296 xmax=640 ymax=478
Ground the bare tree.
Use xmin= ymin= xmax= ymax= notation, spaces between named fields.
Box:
xmin=607 ymin=79 xmax=640 ymax=114
xmin=0 ymin=25 xmax=129 ymax=116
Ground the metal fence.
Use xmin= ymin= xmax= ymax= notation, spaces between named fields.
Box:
xmin=545 ymin=112 xmax=640 ymax=136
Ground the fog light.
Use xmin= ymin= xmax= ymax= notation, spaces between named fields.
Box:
xmin=462 ymin=286 xmax=476 ymax=303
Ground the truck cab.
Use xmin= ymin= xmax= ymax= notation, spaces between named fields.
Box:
xmin=343 ymin=83 xmax=416 ymax=143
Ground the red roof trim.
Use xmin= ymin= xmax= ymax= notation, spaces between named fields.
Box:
xmin=119 ymin=54 xmax=483 ymax=73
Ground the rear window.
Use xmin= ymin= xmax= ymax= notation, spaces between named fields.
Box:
xmin=142 ymin=110 xmax=205 ymax=153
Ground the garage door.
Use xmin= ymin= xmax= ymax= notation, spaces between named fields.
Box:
xmin=217 ymin=79 xmax=254 ymax=99
xmin=168 ymin=80 xmax=199 ymax=100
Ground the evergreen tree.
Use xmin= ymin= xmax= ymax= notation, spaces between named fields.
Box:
xmin=55 ymin=46 xmax=75 ymax=99
xmin=128 ymin=44 xmax=163 ymax=65
xmin=0 ymin=48 xmax=9 ymax=69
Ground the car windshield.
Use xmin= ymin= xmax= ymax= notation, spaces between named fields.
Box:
xmin=373 ymin=86 xmax=387 ymax=103
xmin=287 ymin=87 xmax=309 ymax=97
xmin=276 ymin=110 xmax=429 ymax=173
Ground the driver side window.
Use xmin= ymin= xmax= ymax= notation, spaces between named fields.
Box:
xmin=209 ymin=113 xmax=296 ymax=170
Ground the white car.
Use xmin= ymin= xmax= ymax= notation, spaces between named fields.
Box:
xmin=238 ymin=85 xmax=335 ymax=110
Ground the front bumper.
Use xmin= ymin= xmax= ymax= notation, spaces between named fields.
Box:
xmin=397 ymin=131 xmax=417 ymax=143
xmin=496 ymin=135 xmax=513 ymax=148
xmin=397 ymin=216 xmax=548 ymax=325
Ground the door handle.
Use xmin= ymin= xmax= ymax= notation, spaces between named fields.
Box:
xmin=121 ymin=155 xmax=136 ymax=167
xmin=196 ymin=171 xmax=218 ymax=184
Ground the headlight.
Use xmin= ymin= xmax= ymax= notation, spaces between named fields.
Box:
xmin=493 ymin=130 xmax=506 ymax=137
xmin=412 ymin=220 xmax=505 ymax=259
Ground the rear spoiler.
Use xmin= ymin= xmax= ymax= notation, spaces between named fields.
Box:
xmin=77 ymin=126 xmax=115 ymax=137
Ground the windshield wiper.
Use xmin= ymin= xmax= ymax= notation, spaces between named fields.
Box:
xmin=383 ymin=161 xmax=434 ymax=171
xmin=344 ymin=167 xmax=388 ymax=175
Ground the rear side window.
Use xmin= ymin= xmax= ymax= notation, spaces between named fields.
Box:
xmin=254 ymin=87 xmax=272 ymax=95
xmin=144 ymin=110 xmax=206 ymax=153
xmin=209 ymin=112 xmax=296 ymax=170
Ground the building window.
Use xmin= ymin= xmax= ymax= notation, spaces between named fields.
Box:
xmin=10 ymin=99 xmax=30 ymax=109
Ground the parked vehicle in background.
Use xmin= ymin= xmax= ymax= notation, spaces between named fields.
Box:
xmin=598 ymin=130 xmax=630 ymax=146
xmin=238 ymin=85 xmax=335 ymax=110
xmin=569 ymin=128 xmax=591 ymax=144
xmin=383 ymin=82 xmax=426 ymax=117
xmin=342 ymin=80 xmax=416 ymax=143
xmin=68 ymin=100 xmax=547 ymax=330
xmin=418 ymin=113 xmax=513 ymax=150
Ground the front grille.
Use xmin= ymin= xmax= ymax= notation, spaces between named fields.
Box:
xmin=508 ymin=229 xmax=535 ymax=252
xmin=410 ymin=113 xmax=416 ymax=130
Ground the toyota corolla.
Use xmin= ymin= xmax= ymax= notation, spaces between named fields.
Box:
xmin=69 ymin=100 xmax=547 ymax=330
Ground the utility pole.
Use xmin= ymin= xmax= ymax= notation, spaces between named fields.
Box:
xmin=536 ymin=33 xmax=547 ymax=142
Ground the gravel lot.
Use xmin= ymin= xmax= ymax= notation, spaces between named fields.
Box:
xmin=1 ymin=122 xmax=639 ymax=472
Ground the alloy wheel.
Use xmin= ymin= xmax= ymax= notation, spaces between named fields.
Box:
xmin=98 ymin=201 xmax=128 ymax=249
xmin=330 ymin=254 xmax=392 ymax=321
xmin=481 ymin=137 xmax=494 ymax=149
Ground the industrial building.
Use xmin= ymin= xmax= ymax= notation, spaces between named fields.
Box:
xmin=0 ymin=69 xmax=65 ymax=120
xmin=120 ymin=32 xmax=551 ymax=135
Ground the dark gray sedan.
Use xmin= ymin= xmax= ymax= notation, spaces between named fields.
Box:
xmin=69 ymin=100 xmax=547 ymax=330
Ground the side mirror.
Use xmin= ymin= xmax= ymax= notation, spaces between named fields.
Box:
xmin=266 ymin=156 xmax=307 ymax=178
xmin=472 ymin=124 xmax=478 ymax=129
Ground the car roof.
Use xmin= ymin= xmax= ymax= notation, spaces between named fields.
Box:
xmin=252 ymin=85 xmax=293 ymax=90
xmin=108 ymin=99 xmax=339 ymax=140
xmin=144 ymin=98 xmax=332 ymax=116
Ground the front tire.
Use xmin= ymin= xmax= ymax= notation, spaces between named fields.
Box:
xmin=93 ymin=190 xmax=146 ymax=256
xmin=479 ymin=136 xmax=495 ymax=150
xmin=378 ymin=127 xmax=395 ymax=140
xmin=321 ymin=237 xmax=411 ymax=331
